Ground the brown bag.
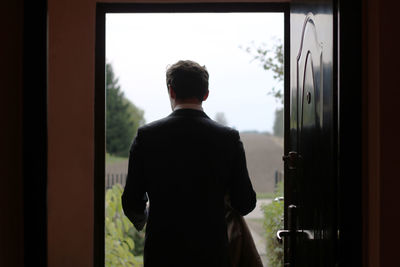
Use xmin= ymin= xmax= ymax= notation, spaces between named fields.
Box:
xmin=225 ymin=205 xmax=264 ymax=267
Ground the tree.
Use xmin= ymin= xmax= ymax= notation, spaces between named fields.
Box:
xmin=243 ymin=38 xmax=284 ymax=136
xmin=214 ymin=112 xmax=228 ymax=126
xmin=273 ymin=108 xmax=284 ymax=137
xmin=243 ymin=39 xmax=284 ymax=104
xmin=106 ymin=63 xmax=145 ymax=157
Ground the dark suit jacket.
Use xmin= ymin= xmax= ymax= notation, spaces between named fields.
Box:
xmin=122 ymin=108 xmax=256 ymax=267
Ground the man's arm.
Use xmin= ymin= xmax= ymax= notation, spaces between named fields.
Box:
xmin=121 ymin=129 xmax=148 ymax=231
xmin=228 ymin=130 xmax=257 ymax=216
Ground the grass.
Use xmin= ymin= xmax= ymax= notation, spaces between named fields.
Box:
xmin=106 ymin=153 xmax=128 ymax=164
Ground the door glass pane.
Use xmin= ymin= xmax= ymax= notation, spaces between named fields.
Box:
xmin=105 ymin=12 xmax=284 ymax=267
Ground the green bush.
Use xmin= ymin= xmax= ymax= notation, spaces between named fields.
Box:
xmin=262 ymin=181 xmax=284 ymax=267
xmin=105 ymin=184 xmax=144 ymax=267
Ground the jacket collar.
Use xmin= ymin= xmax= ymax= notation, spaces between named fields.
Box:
xmin=174 ymin=103 xmax=203 ymax=111
xmin=169 ymin=108 xmax=210 ymax=119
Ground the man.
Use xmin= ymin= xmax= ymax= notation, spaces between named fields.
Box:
xmin=122 ymin=60 xmax=256 ymax=267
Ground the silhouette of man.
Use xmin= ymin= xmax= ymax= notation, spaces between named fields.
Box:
xmin=122 ymin=60 xmax=256 ymax=267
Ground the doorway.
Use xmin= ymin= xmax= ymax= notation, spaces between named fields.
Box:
xmin=96 ymin=3 xmax=289 ymax=267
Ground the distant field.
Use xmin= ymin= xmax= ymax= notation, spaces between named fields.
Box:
xmin=106 ymin=153 xmax=128 ymax=175
xmin=106 ymin=153 xmax=127 ymax=164
xmin=239 ymin=133 xmax=283 ymax=194
xmin=106 ymin=133 xmax=283 ymax=194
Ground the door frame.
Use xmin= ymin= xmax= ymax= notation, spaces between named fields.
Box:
xmin=337 ymin=0 xmax=363 ymax=265
xmin=95 ymin=3 xmax=290 ymax=266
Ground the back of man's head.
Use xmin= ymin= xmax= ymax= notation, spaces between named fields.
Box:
xmin=166 ymin=60 xmax=209 ymax=101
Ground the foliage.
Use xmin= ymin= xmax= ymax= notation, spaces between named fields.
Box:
xmin=242 ymin=38 xmax=285 ymax=137
xmin=243 ymin=38 xmax=284 ymax=104
xmin=105 ymin=184 xmax=144 ymax=267
xmin=273 ymin=108 xmax=284 ymax=137
xmin=262 ymin=181 xmax=284 ymax=267
xmin=106 ymin=63 xmax=145 ymax=157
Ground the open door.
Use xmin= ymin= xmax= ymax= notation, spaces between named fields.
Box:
xmin=279 ymin=0 xmax=338 ymax=266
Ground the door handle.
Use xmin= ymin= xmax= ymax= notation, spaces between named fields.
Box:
xmin=277 ymin=229 xmax=314 ymax=241
xmin=277 ymin=205 xmax=315 ymax=267
xmin=277 ymin=204 xmax=315 ymax=242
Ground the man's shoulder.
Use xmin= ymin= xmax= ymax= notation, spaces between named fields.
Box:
xmin=138 ymin=117 xmax=169 ymax=131
xmin=134 ymin=117 xmax=169 ymax=139
xmin=206 ymin=119 xmax=239 ymax=136
xmin=137 ymin=112 xmax=239 ymax=140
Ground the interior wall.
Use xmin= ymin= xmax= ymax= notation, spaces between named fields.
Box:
xmin=48 ymin=1 xmax=95 ymax=266
xmin=0 ymin=0 xmax=24 ymax=266
xmin=376 ymin=0 xmax=400 ymax=266
xmin=364 ymin=0 xmax=400 ymax=266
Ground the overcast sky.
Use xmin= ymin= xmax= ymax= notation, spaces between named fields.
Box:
xmin=106 ymin=13 xmax=284 ymax=132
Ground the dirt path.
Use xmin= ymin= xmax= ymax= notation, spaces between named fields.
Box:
xmin=245 ymin=199 xmax=272 ymax=219
xmin=244 ymin=199 xmax=272 ymax=267
xmin=240 ymin=133 xmax=283 ymax=194
xmin=246 ymin=219 xmax=268 ymax=267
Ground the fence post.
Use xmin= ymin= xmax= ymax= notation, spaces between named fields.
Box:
xmin=105 ymin=173 xmax=128 ymax=189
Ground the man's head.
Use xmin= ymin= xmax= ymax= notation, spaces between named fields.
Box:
xmin=166 ymin=60 xmax=209 ymax=105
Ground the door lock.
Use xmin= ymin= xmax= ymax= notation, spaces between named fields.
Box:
xmin=282 ymin=151 xmax=300 ymax=170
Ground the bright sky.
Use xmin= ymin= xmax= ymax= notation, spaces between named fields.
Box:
xmin=106 ymin=13 xmax=284 ymax=132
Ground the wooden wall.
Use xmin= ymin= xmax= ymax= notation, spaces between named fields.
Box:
xmin=0 ymin=0 xmax=24 ymax=266
xmin=364 ymin=0 xmax=400 ymax=266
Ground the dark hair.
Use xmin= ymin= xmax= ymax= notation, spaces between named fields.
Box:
xmin=166 ymin=60 xmax=209 ymax=101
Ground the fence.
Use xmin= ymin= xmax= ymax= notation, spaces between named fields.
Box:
xmin=274 ymin=170 xmax=284 ymax=190
xmin=106 ymin=173 xmax=127 ymax=189
xmin=106 ymin=170 xmax=284 ymax=191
